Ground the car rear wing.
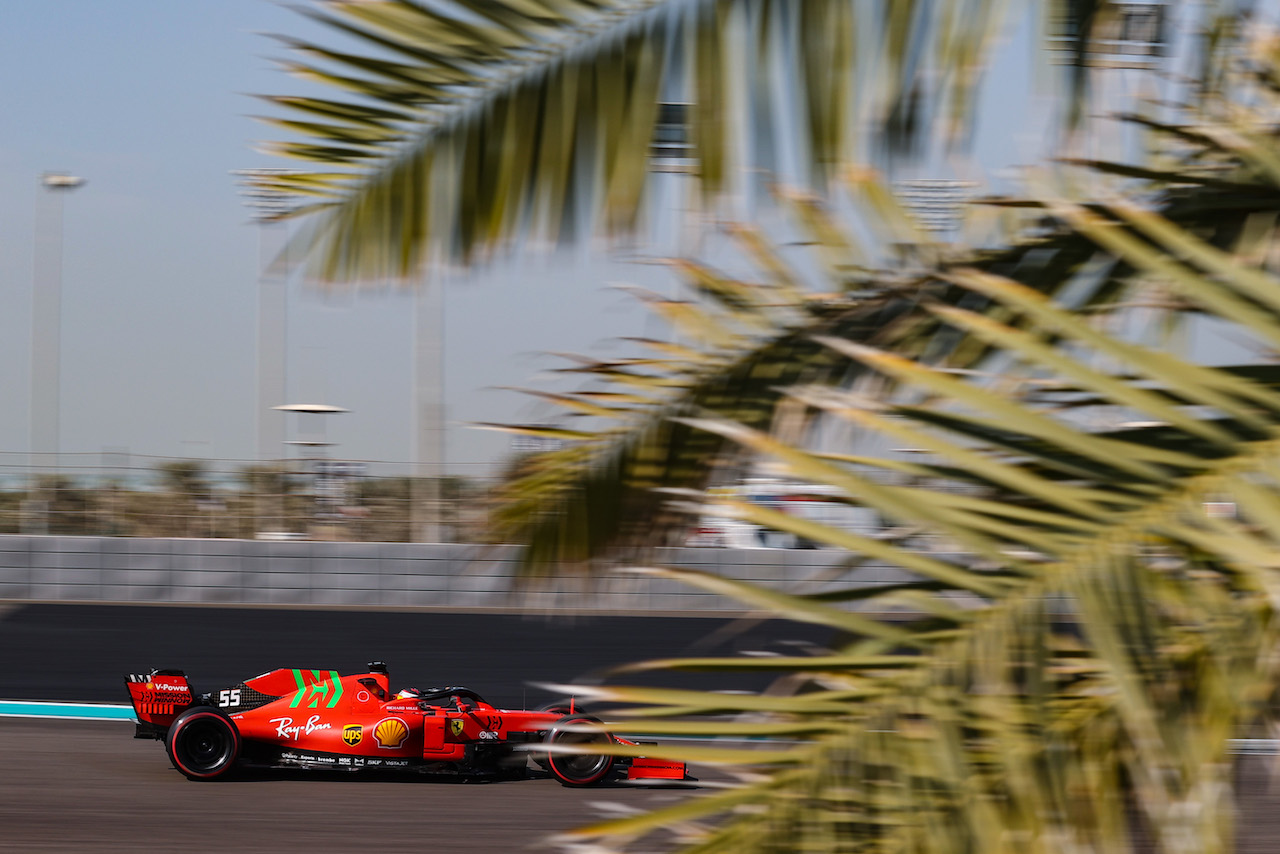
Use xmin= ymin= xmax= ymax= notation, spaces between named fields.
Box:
xmin=124 ymin=670 xmax=196 ymax=739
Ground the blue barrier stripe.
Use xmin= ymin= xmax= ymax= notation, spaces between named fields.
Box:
xmin=0 ymin=701 xmax=135 ymax=721
xmin=0 ymin=702 xmax=1267 ymax=759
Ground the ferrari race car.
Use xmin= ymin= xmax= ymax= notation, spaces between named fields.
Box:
xmin=125 ymin=662 xmax=686 ymax=786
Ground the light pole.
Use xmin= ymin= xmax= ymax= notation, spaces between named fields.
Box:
xmin=26 ymin=172 xmax=84 ymax=533
xmin=274 ymin=403 xmax=349 ymax=540
xmin=234 ymin=168 xmax=298 ymax=537
xmin=232 ymin=169 xmax=297 ymax=466
xmin=413 ymin=277 xmax=445 ymax=544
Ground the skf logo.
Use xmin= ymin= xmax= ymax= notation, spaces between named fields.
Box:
xmin=342 ymin=724 xmax=363 ymax=746
xmin=450 ymin=719 xmax=465 ymax=737
xmin=373 ymin=717 xmax=409 ymax=749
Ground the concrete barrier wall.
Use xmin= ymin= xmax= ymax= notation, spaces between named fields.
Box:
xmin=0 ymin=534 xmax=910 ymax=613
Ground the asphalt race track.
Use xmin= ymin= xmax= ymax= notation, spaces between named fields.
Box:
xmin=7 ymin=722 xmax=1280 ymax=853
xmin=0 ymin=717 xmax=703 ymax=852
xmin=0 ymin=603 xmax=823 ymax=852
xmin=6 ymin=604 xmax=1280 ymax=851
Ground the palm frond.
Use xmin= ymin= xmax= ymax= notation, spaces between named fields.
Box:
xmin=256 ymin=0 xmax=1032 ymax=281
xmin=491 ymin=132 xmax=1280 ymax=571
xmin=501 ymin=30 xmax=1280 ymax=849
xmin=558 ymin=211 xmax=1280 ymax=853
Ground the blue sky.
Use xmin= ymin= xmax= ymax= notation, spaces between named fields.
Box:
xmin=0 ymin=0 xmax=682 ymax=479
xmin=2 ymin=1 xmax=1137 ymax=484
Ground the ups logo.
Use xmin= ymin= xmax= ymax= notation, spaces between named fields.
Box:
xmin=342 ymin=724 xmax=363 ymax=746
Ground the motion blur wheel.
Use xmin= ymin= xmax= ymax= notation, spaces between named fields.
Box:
xmin=545 ymin=714 xmax=615 ymax=787
xmin=532 ymin=703 xmax=575 ymax=771
xmin=166 ymin=707 xmax=240 ymax=781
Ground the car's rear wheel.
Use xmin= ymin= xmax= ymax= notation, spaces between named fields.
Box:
xmin=544 ymin=714 xmax=615 ymax=787
xmin=166 ymin=707 xmax=240 ymax=780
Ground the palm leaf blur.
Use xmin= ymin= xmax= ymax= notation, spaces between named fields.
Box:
xmin=487 ymin=179 xmax=1125 ymax=568
xmin=255 ymin=0 xmax=1033 ymax=281
xmin=495 ymin=24 xmax=1280 ymax=854
xmin=257 ymin=2 xmax=1280 ymax=851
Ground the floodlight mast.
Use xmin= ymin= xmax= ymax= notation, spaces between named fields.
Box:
xmin=274 ymin=404 xmax=350 ymax=539
xmin=274 ymin=404 xmax=350 ymax=459
xmin=234 ymin=168 xmax=302 ymax=467
xmin=41 ymin=173 xmax=85 ymax=190
xmin=235 ymin=168 xmax=304 ymax=536
xmin=28 ymin=172 xmax=85 ymax=532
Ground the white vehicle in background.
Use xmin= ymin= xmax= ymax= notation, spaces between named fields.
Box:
xmin=685 ymin=479 xmax=878 ymax=548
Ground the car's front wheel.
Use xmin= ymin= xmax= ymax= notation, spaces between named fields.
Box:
xmin=544 ymin=714 xmax=615 ymax=787
xmin=166 ymin=707 xmax=240 ymax=781
xmin=531 ymin=703 xmax=575 ymax=771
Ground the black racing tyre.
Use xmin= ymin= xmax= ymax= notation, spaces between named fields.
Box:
xmin=166 ymin=707 xmax=240 ymax=781
xmin=544 ymin=714 xmax=616 ymax=787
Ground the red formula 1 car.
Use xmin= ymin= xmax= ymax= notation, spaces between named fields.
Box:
xmin=125 ymin=662 xmax=686 ymax=786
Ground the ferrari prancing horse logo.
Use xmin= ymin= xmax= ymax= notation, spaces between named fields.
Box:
xmin=450 ymin=719 xmax=465 ymax=737
xmin=342 ymin=724 xmax=363 ymax=746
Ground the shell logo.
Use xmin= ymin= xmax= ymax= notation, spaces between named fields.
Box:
xmin=373 ymin=717 xmax=409 ymax=749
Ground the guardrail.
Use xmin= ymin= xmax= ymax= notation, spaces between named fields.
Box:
xmin=0 ymin=535 xmax=910 ymax=613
